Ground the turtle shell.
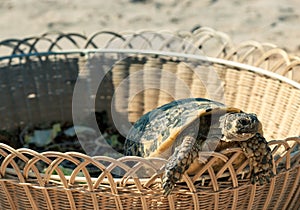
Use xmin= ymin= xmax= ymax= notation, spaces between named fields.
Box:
xmin=124 ymin=98 xmax=242 ymax=158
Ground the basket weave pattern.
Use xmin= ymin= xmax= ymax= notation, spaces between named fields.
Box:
xmin=0 ymin=28 xmax=299 ymax=209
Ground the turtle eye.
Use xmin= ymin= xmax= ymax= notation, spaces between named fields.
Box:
xmin=239 ymin=119 xmax=248 ymax=126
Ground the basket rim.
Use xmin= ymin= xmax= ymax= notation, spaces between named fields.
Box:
xmin=1 ymin=137 xmax=299 ymax=186
xmin=1 ymin=48 xmax=299 ymax=89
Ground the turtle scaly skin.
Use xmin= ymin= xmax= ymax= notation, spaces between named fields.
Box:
xmin=239 ymin=133 xmax=274 ymax=184
xmin=124 ymin=98 xmax=274 ymax=195
xmin=162 ymin=135 xmax=199 ymax=195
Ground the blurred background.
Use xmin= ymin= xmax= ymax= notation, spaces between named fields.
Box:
xmin=0 ymin=0 xmax=299 ymax=54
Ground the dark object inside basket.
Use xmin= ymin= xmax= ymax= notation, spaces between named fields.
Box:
xmin=3 ymin=111 xmax=125 ymax=153
xmin=0 ymin=111 xmax=126 ymax=176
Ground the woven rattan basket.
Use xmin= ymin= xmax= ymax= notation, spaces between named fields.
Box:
xmin=0 ymin=28 xmax=299 ymax=210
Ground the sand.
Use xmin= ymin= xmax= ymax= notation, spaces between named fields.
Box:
xmin=0 ymin=0 xmax=300 ymax=54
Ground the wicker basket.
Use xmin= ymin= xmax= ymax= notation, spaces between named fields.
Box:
xmin=0 ymin=28 xmax=299 ymax=210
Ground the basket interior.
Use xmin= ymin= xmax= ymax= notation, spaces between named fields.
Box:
xmin=0 ymin=52 xmax=299 ymax=142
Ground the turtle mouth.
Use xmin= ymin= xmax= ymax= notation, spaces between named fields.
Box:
xmin=235 ymin=132 xmax=256 ymax=141
xmin=222 ymin=132 xmax=256 ymax=142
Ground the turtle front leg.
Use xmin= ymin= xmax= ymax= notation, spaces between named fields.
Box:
xmin=239 ymin=133 xmax=274 ymax=185
xmin=162 ymin=135 xmax=198 ymax=195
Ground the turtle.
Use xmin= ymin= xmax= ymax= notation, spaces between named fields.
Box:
xmin=124 ymin=98 xmax=274 ymax=195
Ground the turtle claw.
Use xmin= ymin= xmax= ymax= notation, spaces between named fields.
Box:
xmin=162 ymin=164 xmax=181 ymax=196
xmin=251 ymin=170 xmax=274 ymax=185
xmin=162 ymin=177 xmax=174 ymax=196
xmin=161 ymin=136 xmax=197 ymax=196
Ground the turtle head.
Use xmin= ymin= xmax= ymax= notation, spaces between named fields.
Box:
xmin=221 ymin=112 xmax=260 ymax=141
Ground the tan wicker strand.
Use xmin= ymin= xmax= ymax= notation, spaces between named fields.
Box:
xmin=191 ymin=27 xmax=233 ymax=58
xmin=67 ymin=155 xmax=118 ymax=193
xmin=0 ymin=140 xmax=296 ymax=209
xmin=44 ymin=153 xmax=124 ymax=209
xmin=19 ymin=148 xmax=55 ymax=185
xmin=40 ymin=187 xmax=55 ymax=210
xmin=175 ymin=61 xmax=194 ymax=99
xmin=254 ymin=48 xmax=291 ymax=74
xmin=120 ymin=159 xmax=162 ymax=185
xmin=191 ymin=152 xmax=228 ymax=183
xmin=0 ymin=145 xmax=29 ymax=182
xmin=167 ymin=195 xmax=176 ymax=210
xmin=143 ymin=57 xmax=163 ymax=113
xmin=288 ymin=168 xmax=300 ymax=210
xmin=283 ymin=60 xmax=300 ymax=82
xmin=255 ymin=78 xmax=281 ymax=132
xmin=222 ymin=75 xmax=237 ymax=105
xmin=216 ymin=150 xmax=243 ymax=186
xmin=93 ymin=156 xmax=133 ymax=186
xmin=225 ymin=41 xmax=269 ymax=63
xmin=41 ymin=152 xmax=82 ymax=188
xmin=112 ymin=60 xmax=129 ymax=116
xmin=262 ymin=176 xmax=276 ymax=210
xmin=181 ymin=174 xmax=197 ymax=194
xmin=273 ymin=171 xmax=291 ymax=210
xmin=246 ymin=184 xmax=256 ymax=210
xmin=120 ymin=32 xmax=153 ymax=50
xmin=16 ymin=150 xmax=57 ymax=210
xmin=269 ymin=140 xmax=292 ymax=168
xmin=128 ymin=58 xmax=145 ymax=123
xmin=87 ymin=31 xmax=126 ymax=49
xmin=281 ymin=89 xmax=300 ymax=139
xmin=65 ymin=190 xmax=77 ymax=210
xmin=156 ymin=32 xmax=189 ymax=53
xmin=67 ymin=152 xmax=122 ymax=190
xmin=157 ymin=60 xmax=178 ymax=107
xmin=234 ymin=70 xmax=255 ymax=110
xmin=272 ymin=84 xmax=295 ymax=139
xmin=231 ymin=188 xmax=238 ymax=210
xmin=190 ymin=65 xmax=209 ymax=99
xmin=0 ymin=182 xmax=16 ymax=210
xmin=0 ymin=146 xmax=53 ymax=210
xmin=282 ymin=167 xmax=300 ymax=210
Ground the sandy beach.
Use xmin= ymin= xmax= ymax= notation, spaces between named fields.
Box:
xmin=0 ymin=0 xmax=300 ymax=54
